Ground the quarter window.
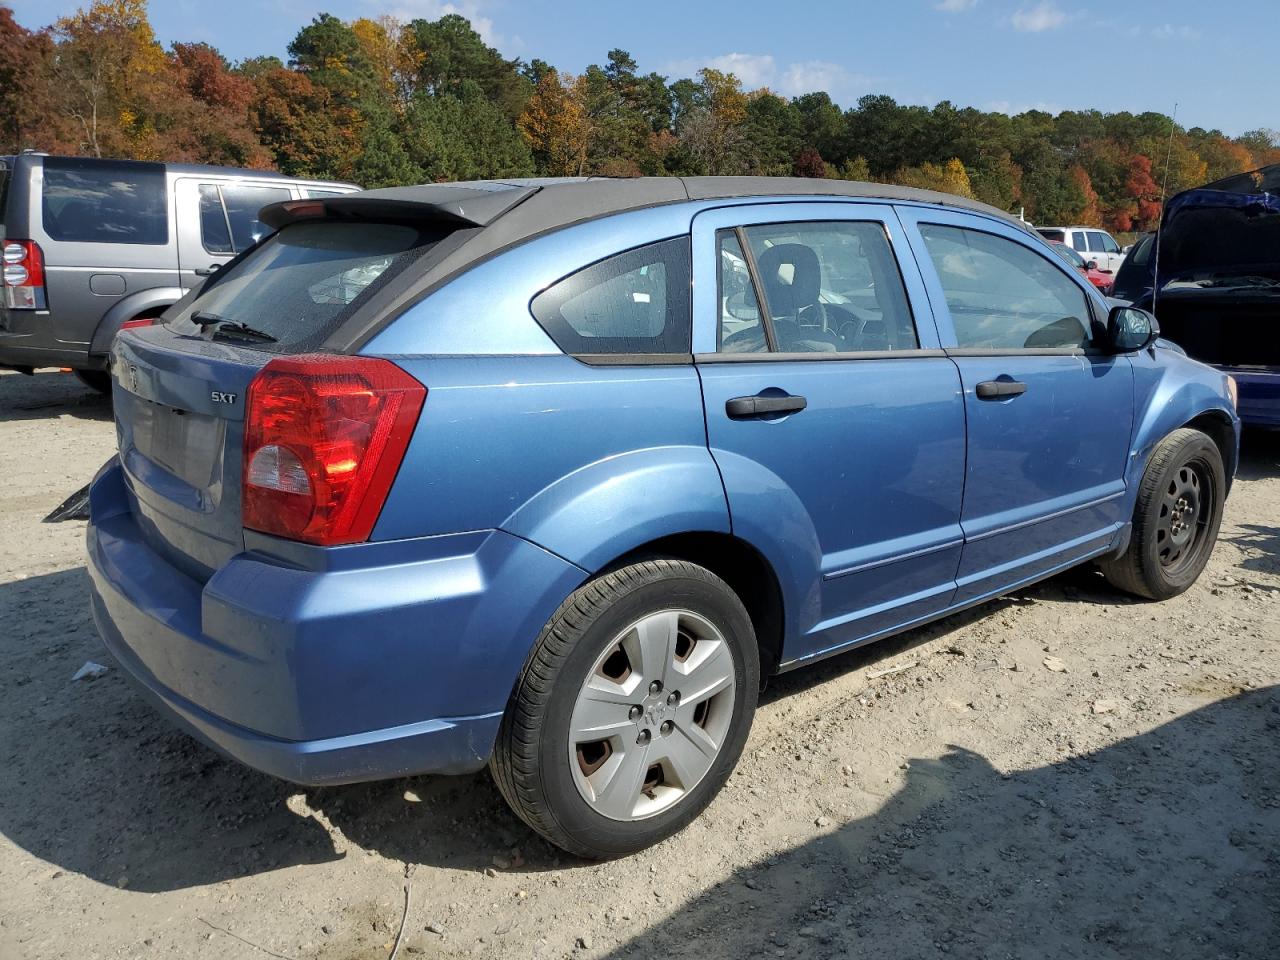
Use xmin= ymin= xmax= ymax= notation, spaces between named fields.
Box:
xmin=530 ymin=237 xmax=691 ymax=356
xmin=41 ymin=157 xmax=168 ymax=245
xmin=717 ymin=221 xmax=917 ymax=354
xmin=919 ymin=224 xmax=1093 ymax=350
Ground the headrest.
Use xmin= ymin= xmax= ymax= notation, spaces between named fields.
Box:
xmin=756 ymin=243 xmax=821 ymax=316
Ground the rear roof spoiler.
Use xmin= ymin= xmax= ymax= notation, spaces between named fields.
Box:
xmin=259 ymin=181 xmax=541 ymax=230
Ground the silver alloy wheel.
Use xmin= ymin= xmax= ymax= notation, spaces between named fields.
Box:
xmin=568 ymin=609 xmax=737 ymax=821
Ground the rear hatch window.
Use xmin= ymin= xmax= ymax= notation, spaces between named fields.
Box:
xmin=41 ymin=157 xmax=168 ymax=244
xmin=165 ymin=220 xmax=442 ymax=353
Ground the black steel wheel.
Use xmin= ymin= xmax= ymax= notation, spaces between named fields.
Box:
xmin=1100 ymin=428 xmax=1226 ymax=600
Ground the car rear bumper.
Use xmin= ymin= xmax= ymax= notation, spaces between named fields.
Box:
xmin=1219 ymin=366 xmax=1280 ymax=427
xmin=86 ymin=458 xmax=586 ymax=785
xmin=0 ymin=315 xmax=100 ymax=370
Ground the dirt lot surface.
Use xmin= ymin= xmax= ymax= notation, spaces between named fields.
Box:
xmin=1 ymin=367 xmax=1277 ymax=960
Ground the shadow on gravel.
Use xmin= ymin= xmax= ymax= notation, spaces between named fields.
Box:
xmin=1238 ymin=426 xmax=1280 ymax=481
xmin=0 ymin=567 xmax=552 ymax=892
xmin=601 ymin=687 xmax=1280 ymax=960
xmin=0 ymin=369 xmax=112 ymax=423
xmin=762 ymin=563 xmax=1130 ymax=708
xmin=0 ymin=563 xmax=1170 ymax=895
xmin=1229 ymin=524 xmax=1280 ymax=581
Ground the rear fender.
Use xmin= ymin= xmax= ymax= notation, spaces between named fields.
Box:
xmin=704 ymin=448 xmax=823 ymax=655
xmin=500 ymin=446 xmax=731 ymax=574
xmin=89 ymin=287 xmax=186 ymax=356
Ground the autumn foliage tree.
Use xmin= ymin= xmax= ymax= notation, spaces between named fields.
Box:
xmin=2 ymin=0 xmax=1273 ymax=231
xmin=519 ymin=69 xmax=590 ymax=176
xmin=1123 ymin=154 xmax=1163 ymax=232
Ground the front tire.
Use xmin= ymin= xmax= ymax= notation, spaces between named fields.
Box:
xmin=491 ymin=559 xmax=759 ymax=859
xmin=1100 ymin=428 xmax=1225 ymax=600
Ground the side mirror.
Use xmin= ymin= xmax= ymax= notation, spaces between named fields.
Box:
xmin=1085 ymin=259 xmax=1099 ymax=271
xmin=1107 ymin=305 xmax=1159 ymax=353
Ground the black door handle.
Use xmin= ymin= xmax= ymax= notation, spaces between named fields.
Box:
xmin=194 ymin=264 xmax=223 ymax=277
xmin=975 ymin=379 xmax=1027 ymax=400
xmin=726 ymin=393 xmax=808 ymax=419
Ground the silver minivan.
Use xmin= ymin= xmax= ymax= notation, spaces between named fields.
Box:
xmin=0 ymin=152 xmax=357 ymax=391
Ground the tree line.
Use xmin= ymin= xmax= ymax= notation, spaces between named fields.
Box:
xmin=2 ymin=1 xmax=1277 ymax=232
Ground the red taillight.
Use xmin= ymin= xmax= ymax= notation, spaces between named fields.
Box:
xmin=120 ymin=317 xmax=156 ymax=331
xmin=2 ymin=240 xmax=47 ymax=309
xmin=242 ymin=355 xmax=426 ymax=546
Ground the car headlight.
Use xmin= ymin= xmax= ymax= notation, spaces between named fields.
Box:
xmin=1226 ymin=375 xmax=1238 ymax=410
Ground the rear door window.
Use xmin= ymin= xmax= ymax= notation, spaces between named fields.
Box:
xmin=41 ymin=157 xmax=168 ymax=244
xmin=1070 ymin=231 xmax=1088 ymax=253
xmin=717 ymin=231 xmax=765 ymax=351
xmin=721 ymin=220 xmax=918 ymax=354
xmin=167 ymin=220 xmax=445 ymax=353
xmin=222 ymin=184 xmax=291 ymax=251
xmin=530 ymin=237 xmax=691 ymax=357
xmin=198 ymin=183 xmax=291 ymax=255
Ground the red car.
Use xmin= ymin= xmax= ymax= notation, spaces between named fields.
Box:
xmin=1048 ymin=239 xmax=1113 ymax=295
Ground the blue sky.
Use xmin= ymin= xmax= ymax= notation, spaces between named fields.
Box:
xmin=8 ymin=0 xmax=1275 ymax=135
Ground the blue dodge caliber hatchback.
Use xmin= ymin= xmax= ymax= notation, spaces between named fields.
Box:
xmin=88 ymin=177 xmax=1240 ymax=858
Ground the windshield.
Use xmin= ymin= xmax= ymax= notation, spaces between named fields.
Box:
xmin=167 ymin=221 xmax=444 ymax=352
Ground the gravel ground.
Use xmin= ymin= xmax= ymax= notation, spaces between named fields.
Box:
xmin=0 ymin=367 xmax=1277 ymax=960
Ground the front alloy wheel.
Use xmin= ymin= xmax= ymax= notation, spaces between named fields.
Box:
xmin=491 ymin=559 xmax=758 ymax=859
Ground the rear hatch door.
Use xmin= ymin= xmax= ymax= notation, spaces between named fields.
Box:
xmin=112 ymin=328 xmax=263 ymax=579
xmin=111 ymin=215 xmax=456 ymax=580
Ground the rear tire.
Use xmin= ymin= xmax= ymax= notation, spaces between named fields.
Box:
xmin=491 ymin=559 xmax=759 ymax=859
xmin=1100 ymin=428 xmax=1225 ymax=600
xmin=74 ymin=370 xmax=112 ymax=395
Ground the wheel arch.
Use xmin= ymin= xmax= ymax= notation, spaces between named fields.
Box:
xmin=1182 ymin=410 xmax=1237 ymax=492
xmin=593 ymin=531 xmax=786 ymax=683
xmin=88 ymin=287 xmax=186 ymax=356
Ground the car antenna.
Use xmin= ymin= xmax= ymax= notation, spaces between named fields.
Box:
xmin=1151 ymin=102 xmax=1178 ymax=315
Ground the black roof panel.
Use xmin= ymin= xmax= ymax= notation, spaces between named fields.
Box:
xmin=263 ymin=174 xmax=1020 ymax=236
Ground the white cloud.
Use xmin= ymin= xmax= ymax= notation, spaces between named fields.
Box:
xmin=372 ymin=0 xmax=500 ymax=47
xmin=1011 ymin=1 xmax=1066 ymax=32
xmin=663 ymin=53 xmax=878 ymax=104
xmin=935 ymin=0 xmax=977 ymax=11
xmin=1152 ymin=23 xmax=1201 ymax=40
xmin=780 ymin=61 xmax=876 ymax=101
xmin=986 ymin=99 xmax=1062 ymax=116
xmin=663 ymin=53 xmax=779 ymax=89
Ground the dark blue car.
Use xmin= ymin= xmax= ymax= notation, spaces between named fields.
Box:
xmin=87 ymin=177 xmax=1239 ymax=858
xmin=1112 ymin=162 xmax=1280 ymax=427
